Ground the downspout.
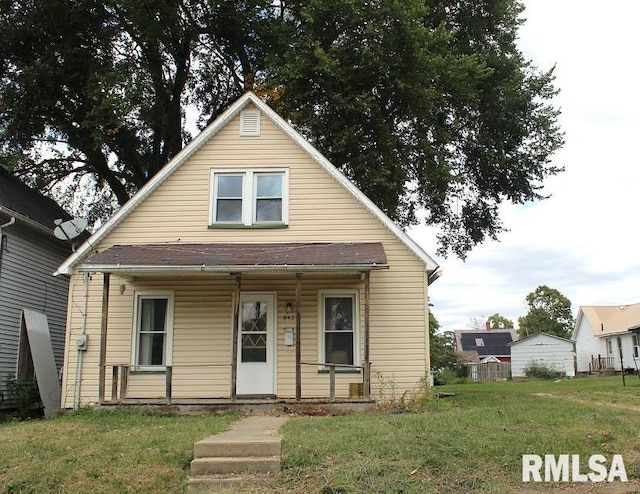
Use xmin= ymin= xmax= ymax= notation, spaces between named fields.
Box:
xmin=74 ymin=272 xmax=90 ymax=409
xmin=0 ymin=217 xmax=16 ymax=278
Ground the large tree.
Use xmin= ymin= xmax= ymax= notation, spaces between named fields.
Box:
xmin=0 ymin=0 xmax=563 ymax=257
xmin=429 ymin=312 xmax=459 ymax=370
xmin=517 ymin=285 xmax=573 ymax=338
xmin=487 ymin=313 xmax=514 ymax=329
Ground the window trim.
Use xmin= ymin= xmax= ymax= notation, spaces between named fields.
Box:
xmin=209 ymin=169 xmax=289 ymax=227
xmin=131 ymin=290 xmax=175 ymax=371
xmin=317 ymin=290 xmax=360 ymax=369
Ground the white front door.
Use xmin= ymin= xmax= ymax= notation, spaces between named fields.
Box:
xmin=236 ymin=293 xmax=276 ymax=395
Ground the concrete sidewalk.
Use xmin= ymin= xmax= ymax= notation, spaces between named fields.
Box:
xmin=188 ymin=415 xmax=288 ymax=493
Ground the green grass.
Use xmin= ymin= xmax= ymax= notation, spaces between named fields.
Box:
xmin=2 ymin=377 xmax=640 ymax=493
xmin=269 ymin=376 xmax=640 ymax=493
xmin=0 ymin=408 xmax=239 ymax=493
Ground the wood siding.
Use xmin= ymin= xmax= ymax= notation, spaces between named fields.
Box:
xmin=511 ymin=334 xmax=575 ymax=378
xmin=0 ymin=222 xmax=70 ymax=408
xmin=574 ymin=318 xmax=605 ymax=373
xmin=61 ymin=104 xmax=431 ymax=407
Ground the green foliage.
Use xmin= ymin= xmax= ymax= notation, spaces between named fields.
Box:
xmin=429 ymin=312 xmax=460 ymax=370
xmin=434 ymin=367 xmax=470 ymax=385
xmin=5 ymin=375 xmax=43 ymax=420
xmin=524 ymin=361 xmax=561 ymax=379
xmin=487 ymin=313 xmax=514 ymax=329
xmin=517 ymin=285 xmax=574 ymax=338
xmin=0 ymin=0 xmax=564 ymax=258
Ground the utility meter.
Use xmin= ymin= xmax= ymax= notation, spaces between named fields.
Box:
xmin=74 ymin=333 xmax=88 ymax=351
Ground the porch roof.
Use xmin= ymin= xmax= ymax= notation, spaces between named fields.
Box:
xmin=80 ymin=242 xmax=389 ymax=274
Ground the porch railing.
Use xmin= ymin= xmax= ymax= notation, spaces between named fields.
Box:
xmin=589 ymin=355 xmax=615 ymax=372
xmin=299 ymin=361 xmax=371 ymax=402
xmin=101 ymin=361 xmax=371 ymax=405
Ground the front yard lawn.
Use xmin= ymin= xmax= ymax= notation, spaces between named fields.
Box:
xmin=1 ymin=377 xmax=639 ymax=493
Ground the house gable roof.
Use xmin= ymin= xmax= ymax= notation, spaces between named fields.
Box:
xmin=0 ymin=166 xmax=71 ymax=234
xmin=573 ymin=303 xmax=640 ymax=338
xmin=56 ymin=92 xmax=439 ymax=276
xmin=453 ymin=329 xmax=517 ymax=358
xmin=509 ymin=332 xmax=574 ymax=346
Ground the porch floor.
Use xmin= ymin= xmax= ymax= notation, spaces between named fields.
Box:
xmin=97 ymin=397 xmax=376 ymax=415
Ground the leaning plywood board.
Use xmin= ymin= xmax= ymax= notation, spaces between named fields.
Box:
xmin=17 ymin=309 xmax=61 ymax=418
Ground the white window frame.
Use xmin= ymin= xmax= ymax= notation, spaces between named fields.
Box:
xmin=317 ymin=290 xmax=360 ymax=368
xmin=209 ymin=169 xmax=289 ymax=226
xmin=131 ymin=291 xmax=174 ymax=371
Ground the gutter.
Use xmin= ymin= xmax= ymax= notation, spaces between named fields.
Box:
xmin=0 ymin=205 xmax=57 ymax=238
xmin=76 ymin=263 xmax=391 ymax=275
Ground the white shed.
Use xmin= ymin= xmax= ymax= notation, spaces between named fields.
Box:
xmin=510 ymin=332 xmax=575 ymax=378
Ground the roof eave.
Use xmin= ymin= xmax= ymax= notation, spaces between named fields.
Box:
xmin=77 ymin=263 xmax=390 ymax=275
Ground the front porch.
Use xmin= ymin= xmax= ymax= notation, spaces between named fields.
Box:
xmin=100 ymin=361 xmax=373 ymax=406
xmin=78 ymin=242 xmax=393 ymax=408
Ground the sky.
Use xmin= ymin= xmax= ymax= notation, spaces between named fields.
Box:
xmin=408 ymin=0 xmax=640 ymax=332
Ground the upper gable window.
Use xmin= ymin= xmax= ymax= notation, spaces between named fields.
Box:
xmin=210 ymin=169 xmax=288 ymax=227
xmin=240 ymin=110 xmax=261 ymax=136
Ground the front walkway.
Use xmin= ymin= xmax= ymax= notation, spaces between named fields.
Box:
xmin=188 ymin=415 xmax=289 ymax=493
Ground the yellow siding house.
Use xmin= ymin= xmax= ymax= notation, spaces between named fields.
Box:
xmin=55 ymin=92 xmax=440 ymax=408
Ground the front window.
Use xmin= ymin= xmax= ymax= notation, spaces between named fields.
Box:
xmin=210 ymin=169 xmax=287 ymax=226
xmin=214 ymin=174 xmax=243 ymax=222
xmin=320 ymin=292 xmax=359 ymax=366
xmin=133 ymin=292 xmax=173 ymax=369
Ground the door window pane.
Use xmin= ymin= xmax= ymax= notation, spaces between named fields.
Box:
xmin=241 ymin=301 xmax=268 ymax=363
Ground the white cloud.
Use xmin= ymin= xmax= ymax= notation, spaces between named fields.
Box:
xmin=409 ymin=0 xmax=640 ymax=330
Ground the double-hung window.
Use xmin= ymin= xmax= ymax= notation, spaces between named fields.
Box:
xmin=319 ymin=291 xmax=359 ymax=367
xmin=210 ymin=169 xmax=288 ymax=226
xmin=132 ymin=292 xmax=174 ymax=370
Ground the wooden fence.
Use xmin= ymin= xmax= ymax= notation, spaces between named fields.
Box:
xmin=469 ymin=362 xmax=511 ymax=382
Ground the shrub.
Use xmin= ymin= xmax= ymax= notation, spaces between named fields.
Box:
xmin=524 ymin=361 xmax=561 ymax=380
xmin=434 ymin=367 xmax=469 ymax=385
xmin=6 ymin=375 xmax=44 ymax=419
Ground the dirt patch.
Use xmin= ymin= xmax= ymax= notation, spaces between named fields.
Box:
xmin=532 ymin=393 xmax=640 ymax=413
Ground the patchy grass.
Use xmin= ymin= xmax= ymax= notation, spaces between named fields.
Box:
xmin=0 ymin=408 xmax=238 ymax=494
xmin=2 ymin=377 xmax=640 ymax=493
xmin=269 ymin=377 xmax=640 ymax=493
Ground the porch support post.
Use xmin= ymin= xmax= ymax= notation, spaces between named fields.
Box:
xmin=363 ymin=271 xmax=371 ymax=399
xmin=98 ymin=272 xmax=110 ymax=404
xmin=230 ymin=273 xmax=241 ymax=401
xmin=295 ymin=273 xmax=302 ymax=402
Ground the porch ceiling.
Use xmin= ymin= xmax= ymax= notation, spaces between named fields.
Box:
xmin=79 ymin=242 xmax=389 ymax=275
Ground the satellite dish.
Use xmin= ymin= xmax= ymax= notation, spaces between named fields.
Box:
xmin=54 ymin=217 xmax=88 ymax=241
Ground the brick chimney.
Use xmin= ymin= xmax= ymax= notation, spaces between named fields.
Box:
xmin=486 ymin=320 xmax=491 ymax=331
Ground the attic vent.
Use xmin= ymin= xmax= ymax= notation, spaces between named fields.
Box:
xmin=240 ymin=110 xmax=261 ymax=136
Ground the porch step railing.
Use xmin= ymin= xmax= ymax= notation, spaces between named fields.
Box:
xmin=589 ymin=355 xmax=615 ymax=372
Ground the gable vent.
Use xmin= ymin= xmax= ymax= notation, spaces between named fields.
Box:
xmin=240 ymin=110 xmax=261 ymax=136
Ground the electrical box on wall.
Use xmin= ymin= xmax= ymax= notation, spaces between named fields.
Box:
xmin=284 ymin=327 xmax=294 ymax=346
xmin=74 ymin=333 xmax=88 ymax=351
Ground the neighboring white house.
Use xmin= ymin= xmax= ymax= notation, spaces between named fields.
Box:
xmin=510 ymin=332 xmax=575 ymax=378
xmin=572 ymin=304 xmax=640 ymax=374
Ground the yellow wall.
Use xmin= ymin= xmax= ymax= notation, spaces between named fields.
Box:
xmin=60 ymin=104 xmax=431 ymax=407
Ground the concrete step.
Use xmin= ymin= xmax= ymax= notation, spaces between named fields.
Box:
xmin=194 ymin=438 xmax=281 ymax=458
xmin=187 ymin=473 xmax=273 ymax=494
xmin=190 ymin=456 xmax=281 ymax=476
